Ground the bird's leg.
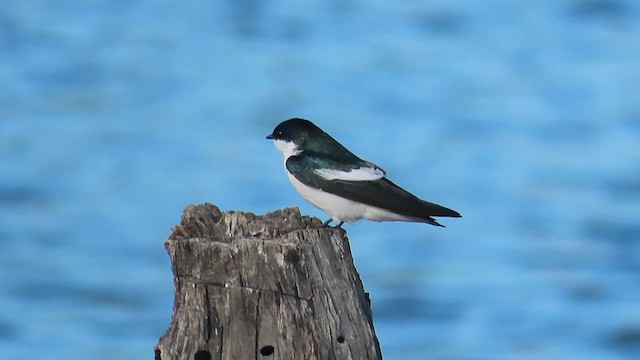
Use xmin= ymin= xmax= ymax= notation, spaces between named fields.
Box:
xmin=322 ymin=218 xmax=333 ymax=227
xmin=334 ymin=221 xmax=344 ymax=229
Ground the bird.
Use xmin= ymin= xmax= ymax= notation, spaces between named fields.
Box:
xmin=266 ymin=118 xmax=461 ymax=228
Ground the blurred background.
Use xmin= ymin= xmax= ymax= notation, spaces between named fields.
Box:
xmin=1 ymin=0 xmax=639 ymax=359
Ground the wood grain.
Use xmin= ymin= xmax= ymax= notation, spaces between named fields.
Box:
xmin=155 ymin=203 xmax=382 ymax=360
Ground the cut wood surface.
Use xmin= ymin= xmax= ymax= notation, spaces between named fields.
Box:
xmin=155 ymin=203 xmax=382 ymax=360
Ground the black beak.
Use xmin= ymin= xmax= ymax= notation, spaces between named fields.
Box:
xmin=266 ymin=134 xmax=274 ymax=139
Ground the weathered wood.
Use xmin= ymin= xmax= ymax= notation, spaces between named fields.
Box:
xmin=155 ymin=203 xmax=382 ymax=360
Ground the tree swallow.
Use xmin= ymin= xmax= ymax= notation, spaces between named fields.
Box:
xmin=266 ymin=118 xmax=461 ymax=227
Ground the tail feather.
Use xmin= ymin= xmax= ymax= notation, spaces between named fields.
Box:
xmin=421 ymin=200 xmax=461 ymax=218
xmin=425 ymin=217 xmax=446 ymax=227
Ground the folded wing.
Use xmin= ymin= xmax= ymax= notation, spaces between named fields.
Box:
xmin=287 ymin=155 xmax=461 ymax=223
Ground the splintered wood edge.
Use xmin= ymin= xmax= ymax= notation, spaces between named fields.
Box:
xmin=167 ymin=203 xmax=326 ymax=241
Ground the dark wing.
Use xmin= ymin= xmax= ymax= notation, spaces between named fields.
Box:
xmin=286 ymin=155 xmax=461 ymax=223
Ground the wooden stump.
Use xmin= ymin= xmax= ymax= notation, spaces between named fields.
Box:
xmin=155 ymin=203 xmax=382 ymax=360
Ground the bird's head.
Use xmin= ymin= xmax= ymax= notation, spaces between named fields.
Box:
xmin=267 ymin=118 xmax=330 ymax=158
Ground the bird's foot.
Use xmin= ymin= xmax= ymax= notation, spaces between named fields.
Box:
xmin=321 ymin=219 xmax=344 ymax=229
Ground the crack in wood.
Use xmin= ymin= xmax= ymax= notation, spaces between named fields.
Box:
xmin=230 ymin=252 xmax=245 ymax=288
xmin=254 ymin=291 xmax=261 ymax=360
xmin=203 ymin=286 xmax=212 ymax=342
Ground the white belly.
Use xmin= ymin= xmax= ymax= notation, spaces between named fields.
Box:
xmin=287 ymin=172 xmax=417 ymax=223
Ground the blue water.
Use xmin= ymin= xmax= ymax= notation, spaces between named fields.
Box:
xmin=2 ymin=1 xmax=640 ymax=359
